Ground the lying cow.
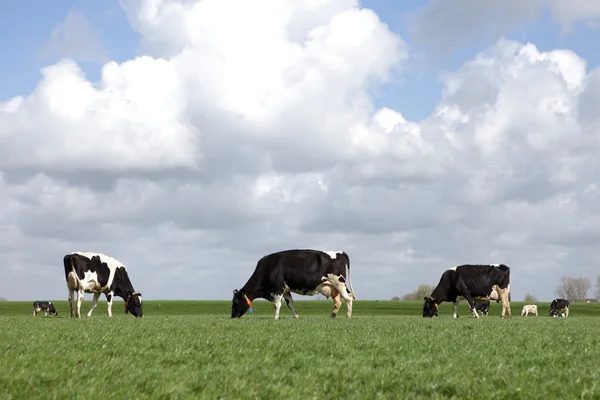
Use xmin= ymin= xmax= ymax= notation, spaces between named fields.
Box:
xmin=549 ymin=298 xmax=569 ymax=317
xmin=33 ymin=301 xmax=57 ymax=317
xmin=521 ymin=304 xmax=538 ymax=316
xmin=423 ymin=264 xmax=512 ymax=319
xmin=232 ymin=249 xmax=355 ymax=319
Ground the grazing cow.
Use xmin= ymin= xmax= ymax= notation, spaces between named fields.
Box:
xmin=521 ymin=304 xmax=538 ymax=316
xmin=475 ymin=300 xmax=490 ymax=316
xmin=63 ymin=252 xmax=143 ymax=318
xmin=33 ymin=301 xmax=57 ymax=317
xmin=231 ymin=249 xmax=355 ymax=319
xmin=423 ymin=264 xmax=512 ymax=319
xmin=549 ymin=298 xmax=569 ymax=317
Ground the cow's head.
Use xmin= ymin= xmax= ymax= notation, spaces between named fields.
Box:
xmin=48 ymin=304 xmax=58 ymax=316
xmin=423 ymin=296 xmax=439 ymax=318
xmin=125 ymin=291 xmax=143 ymax=318
xmin=231 ymin=289 xmax=253 ymax=318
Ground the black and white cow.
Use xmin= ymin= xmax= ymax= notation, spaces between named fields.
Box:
xmin=231 ymin=249 xmax=355 ymax=319
xmin=63 ymin=252 xmax=143 ymax=318
xmin=33 ymin=301 xmax=57 ymax=317
xmin=549 ymin=298 xmax=569 ymax=317
xmin=475 ymin=300 xmax=490 ymax=316
xmin=423 ymin=264 xmax=512 ymax=319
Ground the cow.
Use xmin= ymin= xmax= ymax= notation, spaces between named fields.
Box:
xmin=231 ymin=249 xmax=355 ymax=320
xmin=521 ymin=304 xmax=538 ymax=316
xmin=63 ymin=252 xmax=143 ymax=318
xmin=475 ymin=300 xmax=490 ymax=316
xmin=549 ymin=298 xmax=569 ymax=317
xmin=33 ymin=301 xmax=57 ymax=317
xmin=423 ymin=264 xmax=512 ymax=319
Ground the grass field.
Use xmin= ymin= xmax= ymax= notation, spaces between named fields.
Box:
xmin=1 ymin=300 xmax=599 ymax=399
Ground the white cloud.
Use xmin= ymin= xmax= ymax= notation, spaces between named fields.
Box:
xmin=41 ymin=10 xmax=108 ymax=63
xmin=1 ymin=0 xmax=599 ymax=304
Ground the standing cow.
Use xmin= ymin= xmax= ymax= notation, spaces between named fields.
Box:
xmin=423 ymin=264 xmax=512 ymax=319
xmin=33 ymin=301 xmax=57 ymax=317
xmin=63 ymin=252 xmax=143 ymax=318
xmin=549 ymin=298 xmax=569 ymax=317
xmin=521 ymin=304 xmax=538 ymax=316
xmin=231 ymin=249 xmax=355 ymax=319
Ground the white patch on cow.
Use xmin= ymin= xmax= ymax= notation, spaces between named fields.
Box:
xmin=490 ymin=263 xmax=500 ymax=267
xmin=323 ymin=251 xmax=339 ymax=259
xmin=447 ymin=266 xmax=458 ymax=271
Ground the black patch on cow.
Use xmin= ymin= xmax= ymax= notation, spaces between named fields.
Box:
xmin=106 ymin=293 xmax=113 ymax=303
xmin=63 ymin=253 xmax=111 ymax=288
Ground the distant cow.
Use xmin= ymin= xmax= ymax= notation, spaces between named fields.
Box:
xmin=231 ymin=249 xmax=355 ymax=319
xmin=423 ymin=264 xmax=512 ymax=319
xmin=33 ymin=301 xmax=57 ymax=317
xmin=521 ymin=304 xmax=538 ymax=316
xmin=549 ymin=298 xmax=569 ymax=317
xmin=475 ymin=300 xmax=490 ymax=316
xmin=63 ymin=252 xmax=143 ymax=318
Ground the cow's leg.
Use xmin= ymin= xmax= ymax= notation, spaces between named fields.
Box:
xmin=330 ymin=292 xmax=343 ymax=318
xmin=282 ymin=291 xmax=300 ymax=319
xmin=87 ymin=292 xmax=101 ymax=317
xmin=326 ymin=274 xmax=353 ymax=318
xmin=44 ymin=310 xmax=48 ymax=317
xmin=459 ymin=292 xmax=478 ymax=318
xmin=318 ymin=284 xmax=342 ymax=318
xmin=76 ymin=290 xmax=84 ymax=319
xmin=496 ymin=285 xmax=512 ymax=318
xmin=452 ymin=302 xmax=459 ymax=318
xmin=68 ymin=288 xmax=75 ymax=318
xmin=33 ymin=308 xmax=37 ymax=317
xmin=106 ymin=292 xmax=114 ymax=318
xmin=273 ymin=293 xmax=283 ymax=320
xmin=564 ymin=307 xmax=569 ymax=317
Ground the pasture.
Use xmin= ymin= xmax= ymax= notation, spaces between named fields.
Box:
xmin=1 ymin=300 xmax=599 ymax=399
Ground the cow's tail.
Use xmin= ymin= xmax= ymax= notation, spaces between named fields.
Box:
xmin=346 ymin=254 xmax=356 ymax=300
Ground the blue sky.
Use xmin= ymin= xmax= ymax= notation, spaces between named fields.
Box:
xmin=1 ymin=0 xmax=598 ymax=122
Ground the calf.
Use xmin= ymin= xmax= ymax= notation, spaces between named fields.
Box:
xmin=423 ymin=264 xmax=512 ymax=319
xmin=521 ymin=304 xmax=538 ymax=316
xmin=549 ymin=298 xmax=569 ymax=317
xmin=63 ymin=252 xmax=143 ymax=318
xmin=475 ymin=300 xmax=490 ymax=316
xmin=232 ymin=249 xmax=355 ymax=319
xmin=33 ymin=301 xmax=57 ymax=317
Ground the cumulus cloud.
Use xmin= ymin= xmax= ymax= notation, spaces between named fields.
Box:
xmin=41 ymin=10 xmax=108 ymax=63
xmin=1 ymin=0 xmax=599 ymax=303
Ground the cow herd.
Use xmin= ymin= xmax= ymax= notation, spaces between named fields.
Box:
xmin=31 ymin=249 xmax=572 ymax=319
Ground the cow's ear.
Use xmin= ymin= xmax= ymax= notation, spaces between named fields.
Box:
xmin=423 ymin=296 xmax=429 ymax=301
xmin=137 ymin=292 xmax=142 ymax=297
xmin=233 ymin=289 xmax=238 ymax=295
xmin=127 ymin=291 xmax=132 ymax=298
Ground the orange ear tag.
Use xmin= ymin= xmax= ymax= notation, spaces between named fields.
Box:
xmin=124 ymin=302 xmax=129 ymax=314
xmin=245 ymin=296 xmax=253 ymax=313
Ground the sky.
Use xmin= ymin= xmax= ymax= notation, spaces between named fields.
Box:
xmin=1 ymin=0 xmax=600 ymax=303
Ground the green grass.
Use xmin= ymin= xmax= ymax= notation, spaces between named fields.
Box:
xmin=1 ymin=300 xmax=599 ymax=399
